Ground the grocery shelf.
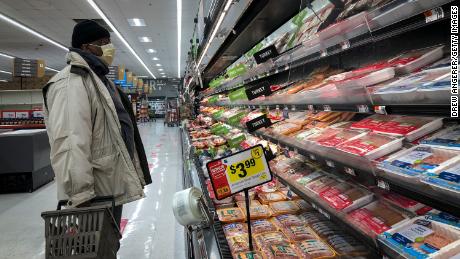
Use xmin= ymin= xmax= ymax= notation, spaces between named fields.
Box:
xmin=0 ymin=124 xmax=45 ymax=130
xmin=275 ymin=175 xmax=380 ymax=257
xmin=201 ymin=0 xmax=452 ymax=98
xmin=193 ymin=156 xmax=233 ymax=259
xmin=207 ymin=114 xmax=460 ymax=218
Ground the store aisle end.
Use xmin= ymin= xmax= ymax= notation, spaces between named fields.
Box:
xmin=0 ymin=121 xmax=186 ymax=259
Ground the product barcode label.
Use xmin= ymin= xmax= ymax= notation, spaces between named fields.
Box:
xmin=344 ymin=167 xmax=356 ymax=176
xmin=326 ymin=160 xmax=335 ymax=168
xmin=357 ymin=105 xmax=369 ymax=113
xmin=377 ymin=179 xmax=390 ymax=190
xmin=425 ymin=7 xmax=444 ymax=23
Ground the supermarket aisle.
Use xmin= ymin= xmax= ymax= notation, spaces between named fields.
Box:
xmin=118 ymin=121 xmax=186 ymax=259
xmin=0 ymin=121 xmax=186 ymax=259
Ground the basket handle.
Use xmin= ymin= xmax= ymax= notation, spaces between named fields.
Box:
xmin=57 ymin=196 xmax=116 ymax=215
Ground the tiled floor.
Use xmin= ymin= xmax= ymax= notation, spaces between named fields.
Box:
xmin=0 ymin=121 xmax=186 ymax=259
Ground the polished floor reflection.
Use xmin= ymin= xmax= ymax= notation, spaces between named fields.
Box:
xmin=0 ymin=121 xmax=186 ymax=259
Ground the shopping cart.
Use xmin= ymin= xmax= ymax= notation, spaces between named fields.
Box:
xmin=41 ymin=197 xmax=121 ymax=259
xmin=164 ymin=108 xmax=179 ymax=127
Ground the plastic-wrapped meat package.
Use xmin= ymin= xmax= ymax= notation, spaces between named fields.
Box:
xmin=295 ymin=199 xmax=314 ymax=212
xmin=260 ymin=243 xmax=302 ymax=259
xmin=234 ymin=190 xmax=256 ymax=202
xmin=310 ymin=222 xmax=345 ymax=238
xmin=273 ymin=214 xmax=305 ymax=228
xmin=295 ymin=239 xmax=336 ymax=259
xmin=241 ymin=110 xmax=265 ymax=125
xmin=268 ymin=110 xmax=284 ymax=123
xmin=233 ymin=251 xmax=263 ymax=259
xmin=217 ymin=207 xmax=245 ymax=223
xmin=294 ymin=128 xmax=325 ymax=142
xmin=254 ymin=231 xmax=290 ymax=249
xmin=306 ymin=176 xmax=340 ymax=194
xmin=388 ymin=146 xmax=459 ymax=174
xmin=236 ymin=200 xmax=261 ymax=209
xmin=282 ymin=225 xmax=318 ymax=242
xmin=269 ymin=201 xmax=301 ymax=216
xmin=378 ymin=191 xmax=431 ymax=215
xmin=320 ymin=183 xmax=370 ymax=211
xmin=285 ymin=111 xmax=309 ymax=125
xmin=381 ymin=218 xmax=457 ymax=258
xmin=251 ymin=219 xmax=278 ymax=235
xmin=240 ymin=204 xmax=273 ymax=220
xmin=299 ymin=211 xmax=329 ymax=225
xmin=325 ymin=234 xmax=368 ymax=256
xmin=421 ymin=125 xmax=460 ymax=148
xmin=347 ymin=200 xmax=409 ymax=237
xmin=336 ymin=132 xmax=400 ymax=157
xmin=316 ymin=129 xmax=366 ymax=147
xmin=227 ymin=234 xmax=250 ymax=254
xmin=271 ymin=122 xmax=303 ymax=136
xmin=305 ymin=128 xmax=343 ymax=143
xmin=223 ymin=222 xmax=248 ymax=237
xmin=296 ymin=171 xmax=326 ymax=186
xmin=258 ymin=191 xmax=287 ymax=204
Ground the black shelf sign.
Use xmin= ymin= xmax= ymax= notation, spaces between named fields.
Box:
xmin=245 ymin=82 xmax=271 ymax=100
xmin=253 ymin=45 xmax=279 ymax=64
xmin=246 ymin=114 xmax=272 ymax=132
xmin=13 ymin=58 xmax=45 ymax=78
xmin=107 ymin=66 xmax=118 ymax=81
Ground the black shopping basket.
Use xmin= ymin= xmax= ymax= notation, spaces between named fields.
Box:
xmin=41 ymin=197 xmax=121 ymax=259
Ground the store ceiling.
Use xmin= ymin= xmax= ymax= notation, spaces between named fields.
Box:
xmin=0 ymin=0 xmax=198 ymax=80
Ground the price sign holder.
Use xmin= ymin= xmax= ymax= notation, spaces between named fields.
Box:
xmin=206 ymin=145 xmax=273 ymax=251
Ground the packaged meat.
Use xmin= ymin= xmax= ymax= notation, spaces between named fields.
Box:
xmin=315 ymin=129 xmax=367 ymax=147
xmin=241 ymin=205 xmax=273 ymax=220
xmin=305 ymin=128 xmax=343 ymax=143
xmin=271 ymin=122 xmax=303 ymax=136
xmin=320 ymin=183 xmax=372 ymax=211
xmin=217 ymin=207 xmax=245 ymax=223
xmin=281 ymin=225 xmax=318 ymax=241
xmin=421 ymin=126 xmax=460 ymax=149
xmin=251 ymin=219 xmax=278 ymax=235
xmin=295 ymin=239 xmax=336 ymax=259
xmin=294 ymin=128 xmax=325 ymax=142
xmin=234 ymin=191 xmax=256 ymax=202
xmin=258 ymin=191 xmax=287 ymax=204
xmin=228 ymin=234 xmax=250 ymax=254
xmin=260 ymin=243 xmax=301 ymax=259
xmin=223 ymin=222 xmax=249 ymax=237
xmin=273 ymin=214 xmax=305 ymax=228
xmin=295 ymin=199 xmax=314 ymax=212
xmin=378 ymin=191 xmax=430 ymax=214
xmin=379 ymin=145 xmax=460 ymax=177
xmin=336 ymin=132 xmax=403 ymax=159
xmin=285 ymin=111 xmax=309 ymax=125
xmin=236 ymin=200 xmax=262 ymax=209
xmin=325 ymin=234 xmax=368 ymax=256
xmin=347 ymin=200 xmax=409 ymax=237
xmin=269 ymin=201 xmax=301 ymax=216
xmin=310 ymin=222 xmax=344 ymax=238
xmin=299 ymin=211 xmax=329 ymax=226
xmin=350 ymin=115 xmax=443 ymax=141
xmin=296 ymin=171 xmax=326 ymax=186
xmin=306 ymin=176 xmax=340 ymax=195
xmin=425 ymin=210 xmax=460 ymax=230
xmin=332 ymin=67 xmax=396 ymax=90
xmin=392 ymin=45 xmax=444 ymax=74
xmin=379 ymin=218 xmax=460 ymax=258
xmin=422 ymin=160 xmax=460 ymax=195
xmin=233 ymin=251 xmax=263 ymax=259
xmin=281 ymin=189 xmax=301 ymax=200
xmin=254 ymin=231 xmax=290 ymax=249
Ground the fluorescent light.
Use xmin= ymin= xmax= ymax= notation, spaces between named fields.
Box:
xmin=0 ymin=12 xmax=68 ymax=52
xmin=177 ymin=0 xmax=182 ymax=78
xmin=138 ymin=36 xmax=152 ymax=42
xmin=197 ymin=0 xmax=233 ymax=68
xmin=127 ymin=18 xmax=146 ymax=27
xmin=0 ymin=70 xmax=12 ymax=74
xmin=0 ymin=79 xmax=7 ymax=82
xmin=158 ymin=68 xmax=164 ymax=71
xmin=146 ymin=49 xmax=156 ymax=53
xmin=162 ymin=75 xmax=166 ymax=77
xmin=45 ymin=66 xmax=59 ymax=72
xmin=152 ymin=57 xmax=159 ymax=61
xmin=0 ymin=52 xmax=14 ymax=59
xmin=138 ymin=75 xmax=148 ymax=78
xmin=87 ymin=0 xmax=156 ymax=78
xmin=156 ymin=64 xmax=162 ymax=67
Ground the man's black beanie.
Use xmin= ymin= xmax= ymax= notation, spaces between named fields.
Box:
xmin=72 ymin=20 xmax=110 ymax=48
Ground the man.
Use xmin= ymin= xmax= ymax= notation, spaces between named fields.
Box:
xmin=43 ymin=20 xmax=152 ymax=225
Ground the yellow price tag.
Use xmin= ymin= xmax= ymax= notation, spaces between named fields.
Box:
xmin=227 ymin=146 xmax=266 ymax=184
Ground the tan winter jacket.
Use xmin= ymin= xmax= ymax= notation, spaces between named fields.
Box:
xmin=43 ymin=52 xmax=147 ymax=207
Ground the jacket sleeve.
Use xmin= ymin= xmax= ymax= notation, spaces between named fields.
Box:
xmin=46 ymin=73 xmax=95 ymax=207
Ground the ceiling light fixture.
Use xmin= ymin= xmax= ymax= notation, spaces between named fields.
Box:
xmin=127 ymin=18 xmax=146 ymax=27
xmin=0 ymin=52 xmax=13 ymax=59
xmin=0 ymin=12 xmax=68 ymax=52
xmin=146 ymin=49 xmax=156 ymax=53
xmin=177 ymin=0 xmax=182 ymax=78
xmin=0 ymin=79 xmax=7 ymax=82
xmin=138 ymin=75 xmax=148 ymax=78
xmin=0 ymin=70 xmax=12 ymax=74
xmin=156 ymin=64 xmax=162 ymax=67
xmin=87 ymin=0 xmax=156 ymax=78
xmin=196 ymin=0 xmax=233 ymax=68
xmin=45 ymin=67 xmax=59 ymax=72
xmin=138 ymin=36 xmax=152 ymax=42
xmin=152 ymin=57 xmax=159 ymax=61
xmin=158 ymin=68 xmax=164 ymax=71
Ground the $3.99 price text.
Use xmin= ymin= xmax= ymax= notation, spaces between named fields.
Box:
xmin=229 ymin=158 xmax=256 ymax=178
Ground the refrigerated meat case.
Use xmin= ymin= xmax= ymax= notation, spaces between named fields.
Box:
xmin=182 ymin=0 xmax=458 ymax=258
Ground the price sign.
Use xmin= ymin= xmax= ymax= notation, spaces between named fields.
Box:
xmin=357 ymin=104 xmax=369 ymax=113
xmin=377 ymin=179 xmax=390 ymax=191
xmin=253 ymin=45 xmax=279 ymax=64
xmin=246 ymin=114 xmax=272 ymax=132
xmin=245 ymin=82 xmax=271 ymax=100
xmin=206 ymin=145 xmax=273 ymax=200
xmin=424 ymin=7 xmax=444 ymax=23
xmin=323 ymin=105 xmax=332 ymax=112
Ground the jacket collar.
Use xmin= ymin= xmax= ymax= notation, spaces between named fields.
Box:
xmin=66 ymin=49 xmax=109 ymax=78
